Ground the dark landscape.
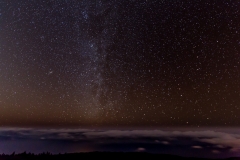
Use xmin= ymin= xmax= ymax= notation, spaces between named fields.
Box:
xmin=0 ymin=152 xmax=240 ymax=160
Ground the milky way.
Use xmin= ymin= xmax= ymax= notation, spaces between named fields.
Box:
xmin=0 ymin=0 xmax=239 ymax=127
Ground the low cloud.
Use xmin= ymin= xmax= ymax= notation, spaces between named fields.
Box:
xmin=192 ymin=146 xmax=202 ymax=149
xmin=161 ymin=141 xmax=169 ymax=145
xmin=212 ymin=150 xmax=221 ymax=154
xmin=136 ymin=147 xmax=146 ymax=152
xmin=0 ymin=127 xmax=240 ymax=157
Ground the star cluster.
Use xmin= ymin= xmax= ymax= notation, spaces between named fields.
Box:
xmin=0 ymin=0 xmax=239 ymax=127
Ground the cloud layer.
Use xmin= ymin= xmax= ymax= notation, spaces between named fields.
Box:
xmin=0 ymin=127 xmax=240 ymax=158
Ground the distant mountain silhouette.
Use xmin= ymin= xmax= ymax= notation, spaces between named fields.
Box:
xmin=0 ymin=152 xmax=240 ymax=160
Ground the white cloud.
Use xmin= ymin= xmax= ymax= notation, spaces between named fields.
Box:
xmin=162 ymin=141 xmax=169 ymax=145
xmin=136 ymin=147 xmax=146 ymax=152
xmin=192 ymin=146 xmax=202 ymax=149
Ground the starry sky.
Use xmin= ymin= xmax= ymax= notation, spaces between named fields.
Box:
xmin=0 ymin=0 xmax=240 ymax=128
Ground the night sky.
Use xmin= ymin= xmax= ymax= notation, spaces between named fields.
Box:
xmin=0 ymin=0 xmax=240 ymax=157
xmin=1 ymin=0 xmax=239 ymax=127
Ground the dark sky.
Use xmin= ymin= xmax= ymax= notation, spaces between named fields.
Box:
xmin=0 ymin=0 xmax=239 ymax=127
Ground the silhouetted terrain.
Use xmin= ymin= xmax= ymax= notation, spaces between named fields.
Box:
xmin=0 ymin=152 xmax=240 ymax=160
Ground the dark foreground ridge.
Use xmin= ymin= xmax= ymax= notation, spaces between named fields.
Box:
xmin=0 ymin=152 xmax=240 ymax=160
